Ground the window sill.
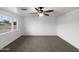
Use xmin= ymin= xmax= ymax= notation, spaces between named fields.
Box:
xmin=0 ymin=30 xmax=17 ymax=36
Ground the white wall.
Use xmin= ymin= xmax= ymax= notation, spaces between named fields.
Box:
xmin=23 ymin=16 xmax=57 ymax=36
xmin=0 ymin=10 xmax=23 ymax=49
xmin=57 ymin=9 xmax=79 ymax=49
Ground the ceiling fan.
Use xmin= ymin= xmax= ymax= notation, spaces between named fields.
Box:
xmin=30 ymin=7 xmax=54 ymax=16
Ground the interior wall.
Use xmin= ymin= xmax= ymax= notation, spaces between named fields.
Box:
xmin=22 ymin=16 xmax=57 ymax=36
xmin=57 ymin=8 xmax=79 ymax=49
xmin=0 ymin=10 xmax=23 ymax=49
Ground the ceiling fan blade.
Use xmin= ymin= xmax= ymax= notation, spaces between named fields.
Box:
xmin=44 ymin=13 xmax=49 ymax=16
xmin=44 ymin=10 xmax=54 ymax=12
xmin=35 ymin=8 xmax=39 ymax=12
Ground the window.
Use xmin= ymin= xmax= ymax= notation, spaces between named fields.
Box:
xmin=0 ymin=16 xmax=17 ymax=34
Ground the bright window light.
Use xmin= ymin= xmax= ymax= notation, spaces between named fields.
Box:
xmin=0 ymin=16 xmax=17 ymax=34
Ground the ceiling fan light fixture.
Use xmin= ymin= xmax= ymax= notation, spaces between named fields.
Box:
xmin=38 ymin=13 xmax=43 ymax=16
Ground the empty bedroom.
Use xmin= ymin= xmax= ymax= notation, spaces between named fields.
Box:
xmin=0 ymin=7 xmax=79 ymax=52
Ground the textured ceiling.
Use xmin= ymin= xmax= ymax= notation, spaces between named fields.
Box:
xmin=0 ymin=7 xmax=79 ymax=17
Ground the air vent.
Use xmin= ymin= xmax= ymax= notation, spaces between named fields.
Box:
xmin=18 ymin=7 xmax=27 ymax=11
xmin=21 ymin=8 xmax=27 ymax=11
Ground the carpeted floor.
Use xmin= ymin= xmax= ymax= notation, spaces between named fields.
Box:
xmin=1 ymin=36 xmax=79 ymax=52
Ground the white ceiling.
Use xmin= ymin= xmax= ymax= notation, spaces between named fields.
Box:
xmin=0 ymin=7 xmax=79 ymax=17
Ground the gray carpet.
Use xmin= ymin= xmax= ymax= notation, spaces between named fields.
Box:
xmin=1 ymin=36 xmax=79 ymax=52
